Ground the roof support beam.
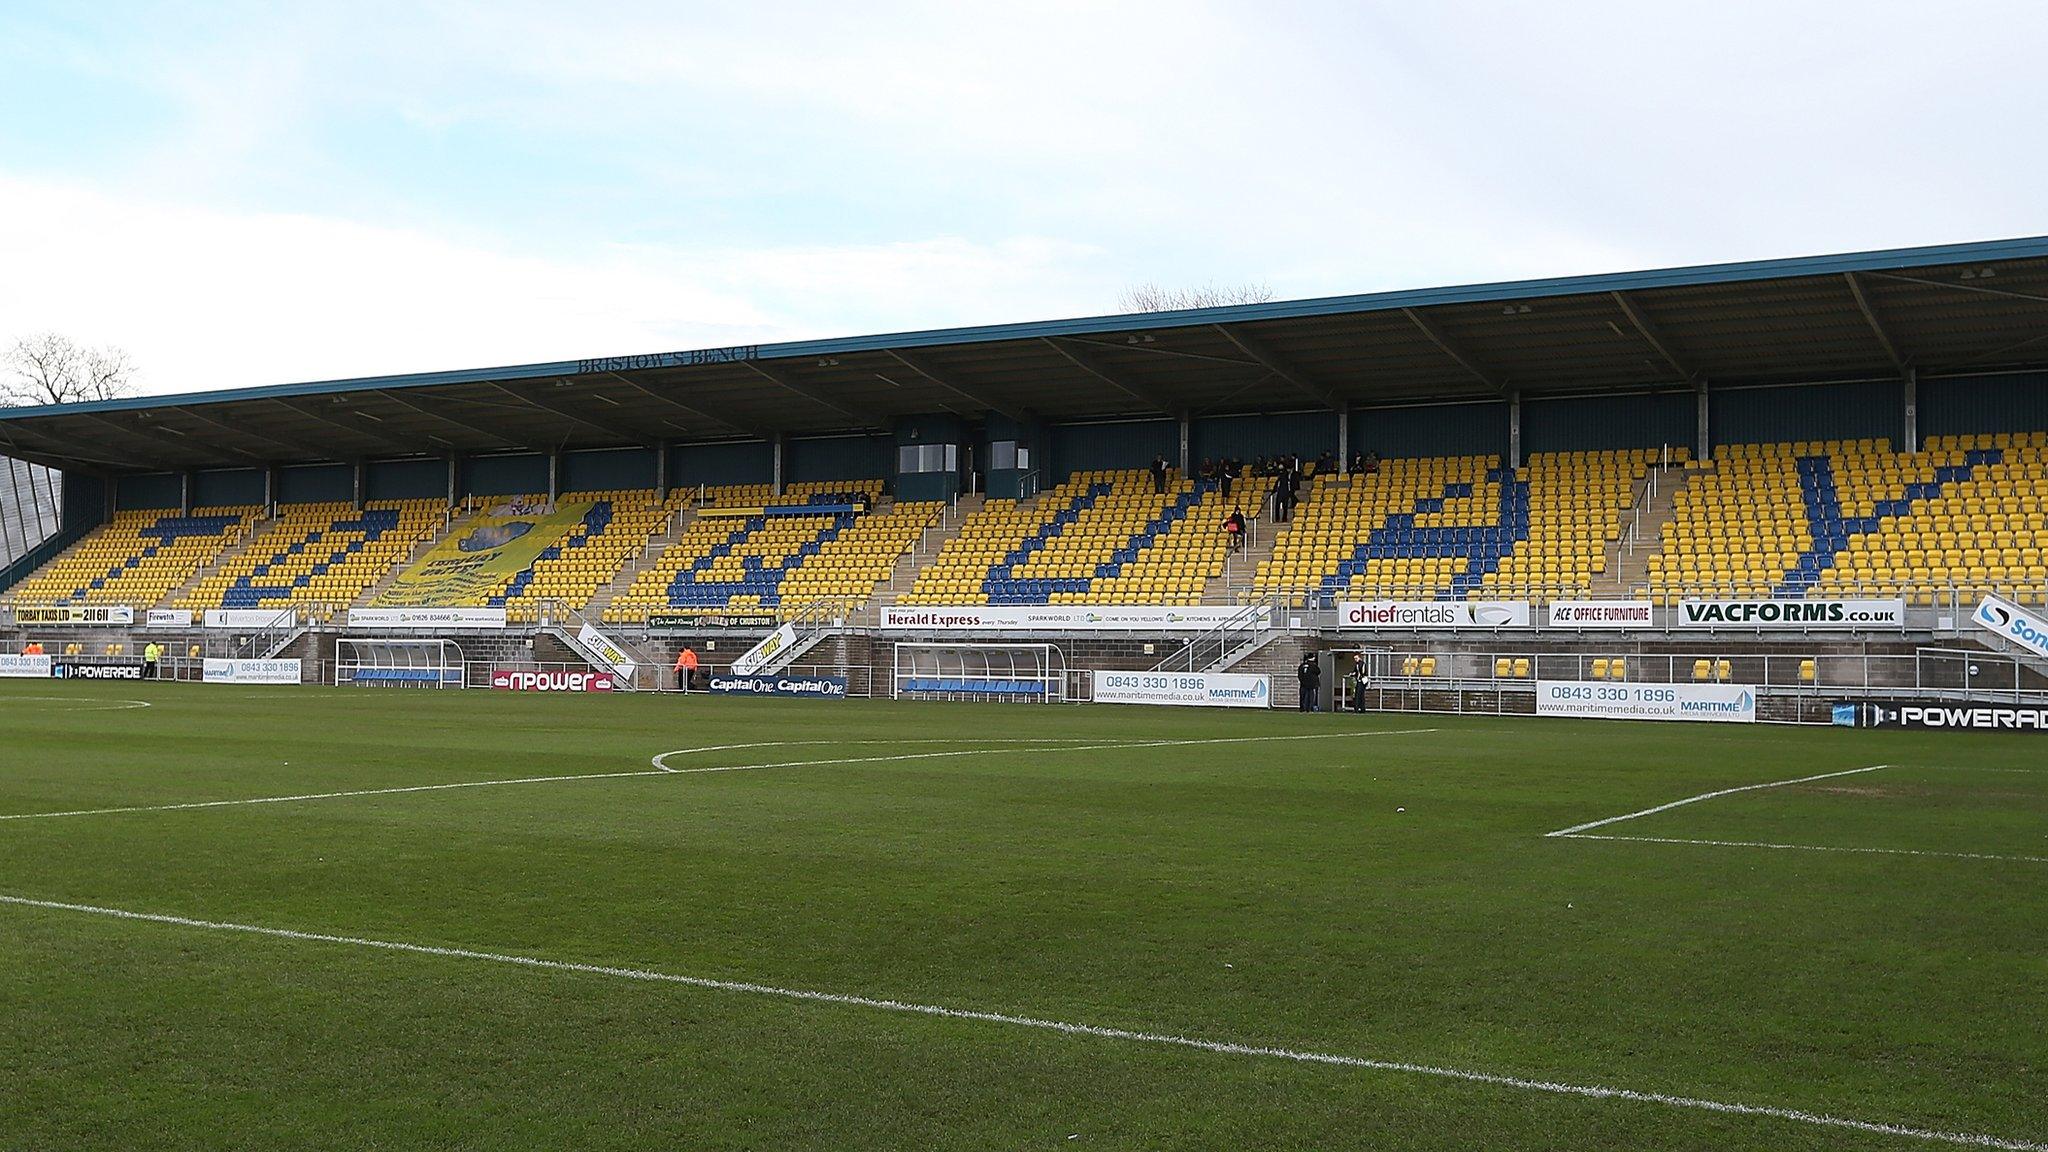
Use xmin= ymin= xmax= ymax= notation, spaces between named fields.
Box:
xmin=601 ymin=371 xmax=765 ymax=439
xmin=487 ymin=383 xmax=664 ymax=448
xmin=174 ymin=405 xmax=337 ymax=463
xmin=1609 ymin=292 xmax=1695 ymax=382
xmin=0 ymin=422 xmax=135 ymax=472
xmin=1040 ymin=338 xmax=1178 ymax=413
xmin=741 ymin=361 xmax=873 ymax=426
xmin=82 ymin=413 xmax=248 ymax=468
xmin=1212 ymin=325 xmax=1344 ymax=410
xmin=883 ymin=350 xmax=1033 ymax=423
xmin=1402 ymin=308 xmax=1503 ymax=393
xmin=377 ymin=390 xmax=530 ymax=451
xmin=271 ymin=397 xmax=440 ymax=457
xmin=1843 ymin=273 xmax=1910 ymax=376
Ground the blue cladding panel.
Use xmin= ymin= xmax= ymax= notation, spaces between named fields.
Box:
xmin=561 ymin=447 xmax=655 ymax=492
xmin=1352 ymin=402 xmax=1507 ymax=459
xmin=1190 ymin=411 xmax=1338 ymax=463
xmin=674 ymin=441 xmax=772 ymax=487
xmin=1712 ymin=381 xmax=1901 ymax=448
xmin=1523 ymin=392 xmax=1694 ymax=453
xmin=366 ymin=458 xmax=444 ymax=501
xmin=1048 ymin=420 xmax=1179 ymax=482
xmin=463 ymin=453 xmax=549 ymax=496
xmin=115 ymin=472 xmax=182 ymax=510
xmin=277 ymin=464 xmax=352 ymax=504
xmin=789 ymin=435 xmax=891 ymax=482
xmin=193 ymin=468 xmax=264 ymax=507
xmin=1920 ymin=372 xmax=2048 ymax=438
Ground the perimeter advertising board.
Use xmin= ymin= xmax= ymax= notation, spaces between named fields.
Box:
xmin=0 ymin=654 xmax=53 ymax=678
xmin=52 ymin=661 xmax=145 ymax=681
xmin=203 ymin=658 xmax=303 ymax=685
xmin=731 ymin=624 xmax=798 ymax=676
xmin=1091 ymin=671 xmax=1272 ymax=708
xmin=1536 ymin=680 xmax=1757 ymax=723
xmin=146 ymin=609 xmax=195 ymax=628
xmin=576 ymin=623 xmax=638 ymax=680
xmin=1675 ymin=599 xmax=1905 ymax=630
xmin=879 ymin=605 xmax=1262 ymax=632
xmin=204 ymin=608 xmax=299 ymax=630
xmin=1546 ymin=600 xmax=1655 ymax=630
xmin=648 ymin=612 xmax=779 ymax=631
xmin=14 ymin=605 xmax=134 ymax=626
xmin=490 ymin=668 xmax=615 ymax=692
xmin=1858 ymin=700 xmax=2048 ymax=733
xmin=707 ymin=674 xmax=848 ymax=698
xmin=1338 ymin=601 xmax=1532 ymax=630
xmin=346 ymin=607 xmax=508 ymax=629
xmin=1972 ymin=594 xmax=2048 ymax=660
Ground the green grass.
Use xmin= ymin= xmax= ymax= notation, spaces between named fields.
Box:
xmin=0 ymin=680 xmax=2043 ymax=1150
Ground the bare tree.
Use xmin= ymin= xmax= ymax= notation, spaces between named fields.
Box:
xmin=2 ymin=332 xmax=139 ymax=406
xmin=1118 ymin=281 xmax=1277 ymax=313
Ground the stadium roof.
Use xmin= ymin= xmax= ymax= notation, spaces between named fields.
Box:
xmin=6 ymin=235 xmax=2048 ymax=474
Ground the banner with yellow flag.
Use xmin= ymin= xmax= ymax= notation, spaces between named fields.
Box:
xmin=373 ymin=502 xmax=593 ymax=607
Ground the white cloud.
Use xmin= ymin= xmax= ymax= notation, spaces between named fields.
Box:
xmin=0 ymin=175 xmax=1111 ymax=394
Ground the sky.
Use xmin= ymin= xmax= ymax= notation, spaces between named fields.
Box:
xmin=1 ymin=0 xmax=2045 ymax=397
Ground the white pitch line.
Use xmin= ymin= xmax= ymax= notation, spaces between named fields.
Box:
xmin=1554 ymin=833 xmax=2048 ymax=865
xmin=0 ymin=893 xmax=2038 ymax=1152
xmin=0 ymin=769 xmax=672 ymax=823
xmin=650 ymin=729 xmax=1441 ymax=775
xmin=0 ymin=696 xmax=153 ymax=712
xmin=1544 ymin=765 xmax=1891 ymax=838
xmin=0 ymin=731 xmax=1439 ymax=822
xmin=646 ymin=738 xmax=1133 ymax=772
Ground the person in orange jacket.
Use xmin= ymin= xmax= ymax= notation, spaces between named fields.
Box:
xmin=673 ymin=645 xmax=699 ymax=693
xmin=22 ymin=640 xmax=44 ymax=656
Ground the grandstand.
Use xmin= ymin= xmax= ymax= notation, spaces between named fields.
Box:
xmin=2 ymin=235 xmax=2047 ymax=705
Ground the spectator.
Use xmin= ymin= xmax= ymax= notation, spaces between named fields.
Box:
xmin=1223 ymin=508 xmax=1246 ymax=551
xmin=1199 ymin=457 xmax=1217 ymax=485
xmin=1349 ymin=451 xmax=1365 ymax=476
xmin=1149 ymin=455 xmax=1168 ymax=494
xmin=673 ymin=645 xmax=699 ymax=693
xmin=142 ymin=640 xmax=161 ymax=680
xmin=22 ymin=640 xmax=44 ymax=656
xmin=1363 ymin=450 xmax=1381 ymax=475
xmin=1297 ymin=654 xmax=1321 ymax=712
xmin=1349 ymin=662 xmax=1369 ymax=712
xmin=1316 ymin=450 xmax=1336 ymax=477
xmin=1219 ymin=457 xmax=1236 ymax=499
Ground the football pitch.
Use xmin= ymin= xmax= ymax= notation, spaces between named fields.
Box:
xmin=1 ymin=681 xmax=2043 ymax=1151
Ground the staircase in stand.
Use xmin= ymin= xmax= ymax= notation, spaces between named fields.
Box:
xmin=155 ymin=513 xmax=276 ymax=611
xmin=352 ymin=507 xmax=472 ymax=608
xmin=585 ymin=498 xmax=698 ymax=623
xmin=874 ymin=493 xmax=981 ymax=607
xmin=1590 ymin=465 xmax=1692 ymax=599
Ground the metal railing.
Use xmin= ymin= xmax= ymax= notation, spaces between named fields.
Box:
xmin=1153 ymin=592 xmax=1284 ymax=673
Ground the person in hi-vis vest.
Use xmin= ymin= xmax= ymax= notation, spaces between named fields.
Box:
xmin=673 ymin=646 xmax=699 ymax=693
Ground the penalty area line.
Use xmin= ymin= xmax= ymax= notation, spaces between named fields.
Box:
xmin=648 ymin=729 xmax=1441 ymax=775
xmin=1553 ymin=832 xmax=2048 ymax=865
xmin=0 ymin=892 xmax=2040 ymax=1152
xmin=1544 ymin=765 xmax=1891 ymax=838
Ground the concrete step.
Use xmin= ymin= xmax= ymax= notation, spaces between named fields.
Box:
xmin=157 ymin=514 xmax=275 ymax=610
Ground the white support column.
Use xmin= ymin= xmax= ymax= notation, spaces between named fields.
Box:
xmin=548 ymin=451 xmax=561 ymax=501
xmin=446 ymin=456 xmax=460 ymax=508
xmin=180 ymin=470 xmax=194 ymax=515
xmin=1337 ymin=409 xmax=1351 ymax=473
xmin=1903 ymin=367 xmax=1919 ymax=454
xmin=772 ymin=434 xmax=786 ymax=496
xmin=263 ymin=466 xmax=277 ymax=515
xmin=1177 ymin=412 xmax=1191 ymax=475
xmin=1695 ymin=380 xmax=1711 ymax=463
xmin=352 ymin=460 xmax=366 ymax=511
xmin=656 ymin=442 xmax=671 ymax=501
xmin=1507 ymin=391 xmax=1523 ymax=470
